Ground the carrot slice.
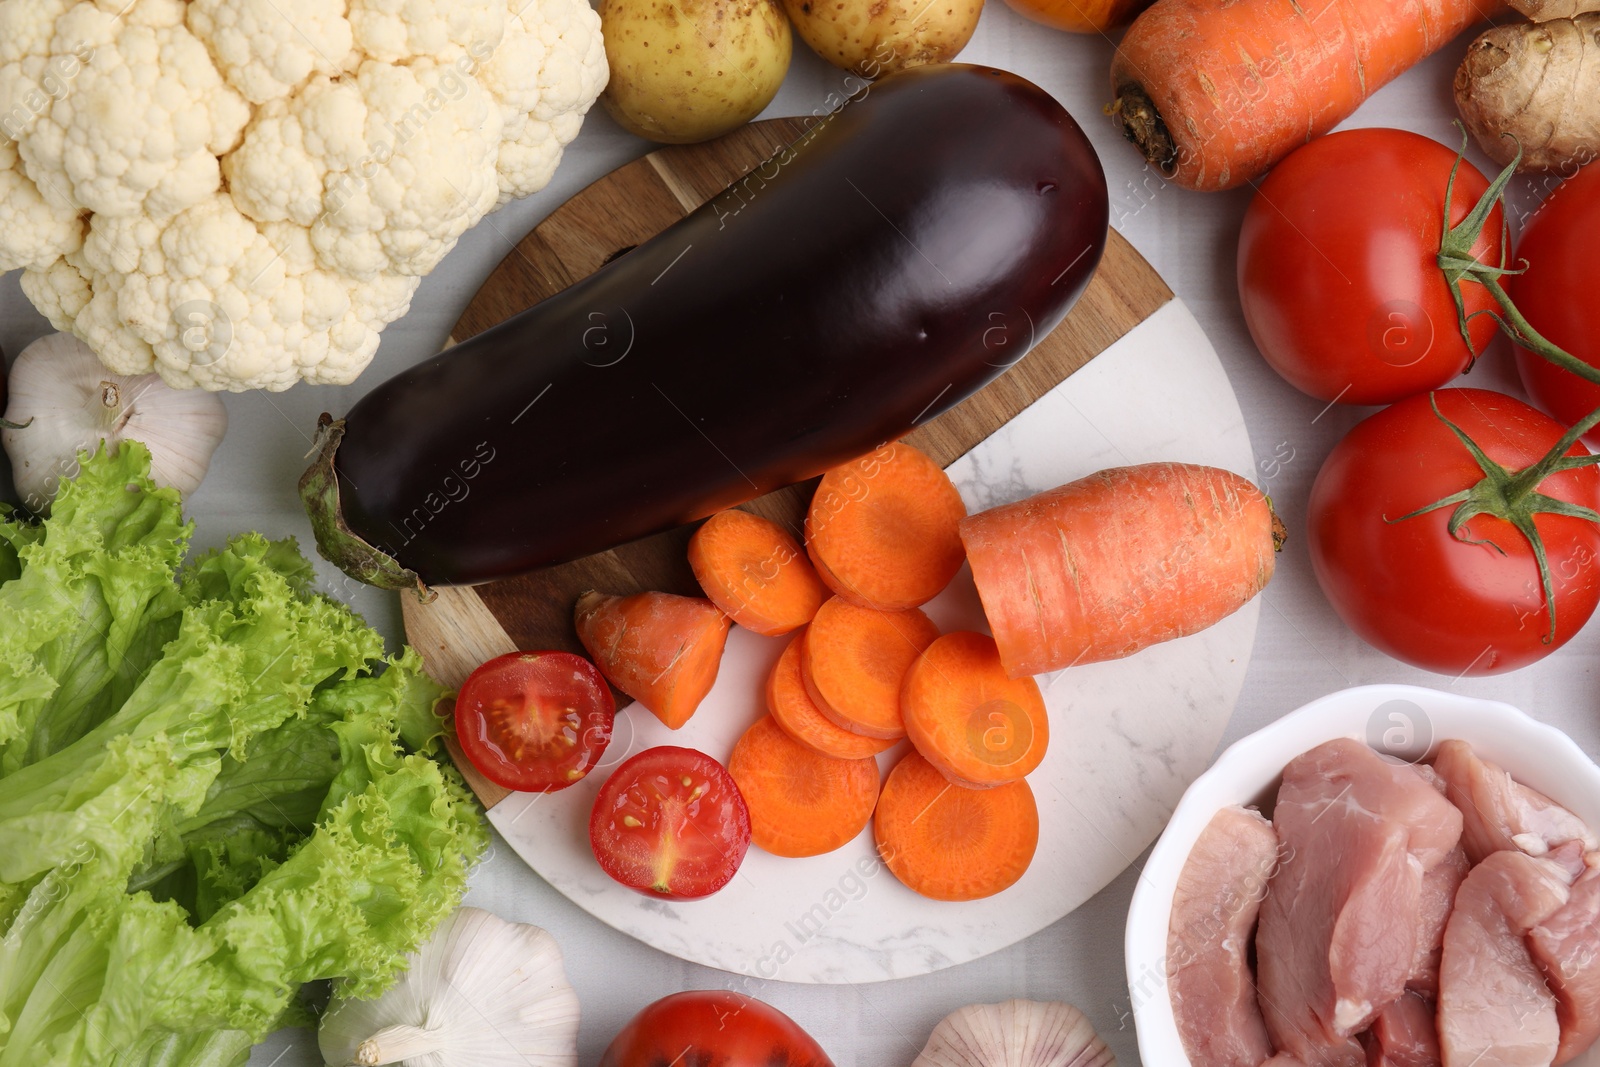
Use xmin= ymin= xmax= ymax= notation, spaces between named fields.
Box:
xmin=767 ymin=632 xmax=896 ymax=760
xmin=800 ymin=596 xmax=940 ymax=739
xmin=728 ymin=715 xmax=881 ymax=858
xmin=573 ymin=590 xmax=730 ymax=729
xmin=959 ymin=463 xmax=1280 ymax=677
xmin=805 ymin=442 xmax=968 ymax=611
xmin=901 ymin=631 xmax=1049 ymax=789
xmin=688 ymin=509 xmax=827 ymax=636
xmin=874 ymin=749 xmax=1039 ymax=901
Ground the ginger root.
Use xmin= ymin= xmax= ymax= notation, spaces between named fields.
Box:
xmin=1455 ymin=13 xmax=1600 ymax=172
xmin=1509 ymin=0 xmax=1600 ymax=20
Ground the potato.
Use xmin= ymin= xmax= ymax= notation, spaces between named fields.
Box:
xmin=783 ymin=0 xmax=982 ymax=77
xmin=600 ymin=0 xmax=792 ymax=144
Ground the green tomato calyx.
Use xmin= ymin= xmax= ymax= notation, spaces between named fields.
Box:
xmin=1394 ymin=393 xmax=1600 ymax=645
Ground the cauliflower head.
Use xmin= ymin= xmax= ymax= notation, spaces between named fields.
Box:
xmin=0 ymin=0 xmax=608 ymax=391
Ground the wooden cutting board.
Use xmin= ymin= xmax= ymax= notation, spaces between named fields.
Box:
xmin=403 ymin=116 xmax=1173 ymax=807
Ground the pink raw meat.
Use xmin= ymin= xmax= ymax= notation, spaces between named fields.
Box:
xmin=1256 ymin=740 xmax=1464 ymax=1067
xmin=1364 ymin=992 xmax=1442 ymax=1067
xmin=1439 ymin=850 xmax=1571 ymax=1067
xmin=1529 ymin=859 xmax=1600 ymax=1064
xmin=1409 ymin=847 xmax=1470 ymax=996
xmin=1432 ymin=741 xmax=1597 ymax=864
xmin=1168 ymin=805 xmax=1281 ymax=1067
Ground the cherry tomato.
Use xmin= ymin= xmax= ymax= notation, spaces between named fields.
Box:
xmin=1512 ymin=162 xmax=1600 ymax=442
xmin=1309 ymin=388 xmax=1600 ymax=676
xmin=590 ymin=746 xmax=751 ymax=900
xmin=453 ymin=651 xmax=614 ymax=792
xmin=600 ymin=991 xmax=834 ymax=1067
xmin=1239 ymin=128 xmax=1503 ymax=405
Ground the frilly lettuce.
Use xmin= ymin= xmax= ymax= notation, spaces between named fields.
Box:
xmin=0 ymin=444 xmax=486 ymax=1067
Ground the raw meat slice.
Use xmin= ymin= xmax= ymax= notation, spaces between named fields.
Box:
xmin=1168 ymin=806 xmax=1281 ymax=1067
xmin=1432 ymin=741 xmax=1598 ymax=864
xmin=1409 ymin=847 xmax=1470 ymax=996
xmin=1529 ymin=859 xmax=1600 ymax=1064
xmin=1257 ymin=740 xmax=1465 ymax=1067
xmin=1439 ymin=850 xmax=1571 ymax=1067
xmin=1364 ymin=992 xmax=1442 ymax=1067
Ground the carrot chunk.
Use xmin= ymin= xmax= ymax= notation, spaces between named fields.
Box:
xmin=805 ymin=442 xmax=968 ymax=611
xmin=901 ymin=631 xmax=1049 ymax=788
xmin=767 ymin=632 xmax=896 ymax=760
xmin=958 ymin=463 xmax=1279 ymax=677
xmin=874 ymin=750 xmax=1039 ymax=901
xmin=688 ymin=509 xmax=827 ymax=636
xmin=728 ymin=715 xmax=881 ymax=858
xmin=800 ymin=596 xmax=940 ymax=739
xmin=573 ymin=590 xmax=730 ymax=729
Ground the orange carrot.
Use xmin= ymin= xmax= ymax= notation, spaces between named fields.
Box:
xmin=688 ymin=509 xmax=827 ymax=636
xmin=767 ymin=633 xmax=897 ymax=760
xmin=901 ymin=631 xmax=1049 ymax=788
xmin=1109 ymin=0 xmax=1501 ymax=191
xmin=959 ymin=463 xmax=1281 ymax=677
xmin=805 ymin=442 xmax=967 ymax=611
xmin=573 ymin=590 xmax=730 ymax=729
xmin=800 ymin=596 xmax=940 ymax=739
xmin=728 ymin=715 xmax=881 ymax=858
xmin=874 ymin=750 xmax=1039 ymax=901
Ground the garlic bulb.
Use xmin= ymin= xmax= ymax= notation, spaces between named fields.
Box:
xmin=913 ymin=1000 xmax=1115 ymax=1067
xmin=1 ymin=333 xmax=227 ymax=511
xmin=317 ymin=908 xmax=580 ymax=1067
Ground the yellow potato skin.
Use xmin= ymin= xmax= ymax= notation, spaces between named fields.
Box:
xmin=600 ymin=0 xmax=793 ymax=144
xmin=782 ymin=0 xmax=983 ymax=78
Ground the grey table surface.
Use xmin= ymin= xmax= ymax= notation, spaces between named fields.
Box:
xmin=2 ymin=9 xmax=1592 ymax=1066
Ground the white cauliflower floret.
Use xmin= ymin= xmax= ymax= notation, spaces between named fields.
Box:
xmin=347 ymin=0 xmax=506 ymax=64
xmin=480 ymin=0 xmax=607 ymax=204
xmin=24 ymin=4 xmax=251 ymax=219
xmin=0 ymin=0 xmax=608 ymax=392
xmin=186 ymin=0 xmax=357 ymax=105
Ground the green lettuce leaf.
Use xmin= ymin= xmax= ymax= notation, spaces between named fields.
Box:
xmin=0 ymin=448 xmax=484 ymax=1067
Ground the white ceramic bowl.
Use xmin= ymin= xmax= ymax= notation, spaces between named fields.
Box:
xmin=1126 ymin=684 xmax=1600 ymax=1067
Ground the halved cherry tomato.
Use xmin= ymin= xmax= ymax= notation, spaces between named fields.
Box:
xmin=589 ymin=746 xmax=751 ymax=900
xmin=600 ymin=991 xmax=834 ymax=1067
xmin=453 ymin=651 xmax=614 ymax=792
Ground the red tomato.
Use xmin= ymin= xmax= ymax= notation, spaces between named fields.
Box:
xmin=1309 ymin=388 xmax=1600 ymax=675
xmin=600 ymin=991 xmax=834 ymax=1067
xmin=590 ymin=747 xmax=751 ymax=900
xmin=1512 ymin=163 xmax=1600 ymax=442
xmin=1239 ymin=129 xmax=1503 ymax=405
xmin=453 ymin=651 xmax=614 ymax=792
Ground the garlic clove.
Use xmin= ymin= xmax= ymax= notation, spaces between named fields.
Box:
xmin=1 ymin=333 xmax=227 ymax=512
xmin=912 ymin=1000 xmax=1115 ymax=1067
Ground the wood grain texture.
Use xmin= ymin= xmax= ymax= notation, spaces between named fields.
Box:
xmin=404 ymin=117 xmax=1172 ymax=808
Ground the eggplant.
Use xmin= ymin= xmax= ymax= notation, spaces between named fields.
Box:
xmin=302 ymin=63 xmax=1110 ymax=590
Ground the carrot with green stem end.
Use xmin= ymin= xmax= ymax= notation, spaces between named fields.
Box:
xmin=574 ymin=590 xmax=731 ymax=729
xmin=1108 ymin=0 xmax=1504 ymax=191
xmin=689 ymin=509 xmax=826 ymax=636
xmin=728 ymin=715 xmax=881 ymax=858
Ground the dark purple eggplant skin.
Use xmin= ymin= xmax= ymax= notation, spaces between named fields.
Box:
xmin=303 ymin=63 xmax=1110 ymax=589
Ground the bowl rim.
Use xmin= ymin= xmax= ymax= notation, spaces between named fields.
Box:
xmin=1124 ymin=682 xmax=1600 ymax=1067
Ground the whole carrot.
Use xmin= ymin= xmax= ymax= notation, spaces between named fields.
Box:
xmin=959 ymin=463 xmax=1283 ymax=677
xmin=1109 ymin=0 xmax=1504 ymax=191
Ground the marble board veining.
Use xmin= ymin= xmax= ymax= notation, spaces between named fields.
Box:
xmin=489 ymin=298 xmax=1261 ymax=984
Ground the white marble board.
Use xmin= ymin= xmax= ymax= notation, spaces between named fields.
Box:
xmin=488 ymin=297 xmax=1263 ymax=984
